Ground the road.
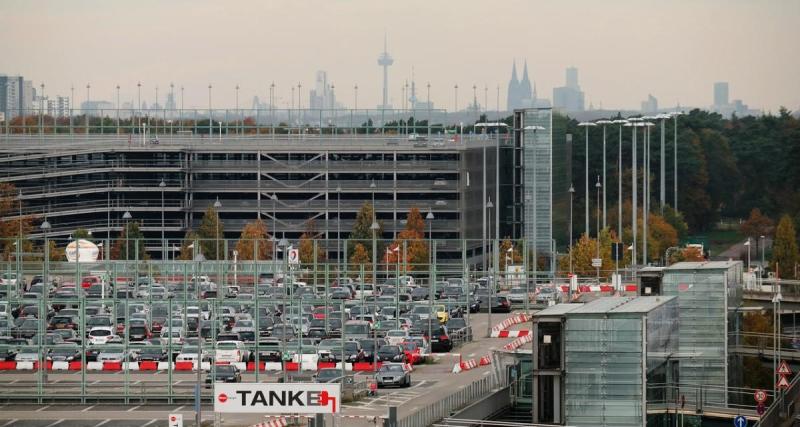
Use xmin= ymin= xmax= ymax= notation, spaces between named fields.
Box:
xmin=0 ymin=311 xmax=532 ymax=427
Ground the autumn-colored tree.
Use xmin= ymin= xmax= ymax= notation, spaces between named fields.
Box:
xmin=197 ymin=206 xmax=225 ymax=260
xmin=348 ymin=243 xmax=372 ymax=279
xmin=0 ymin=183 xmax=33 ymax=259
xmin=499 ymin=238 xmax=522 ymax=271
xmin=298 ymin=219 xmax=325 ymax=264
xmin=741 ymin=208 xmax=775 ymax=256
xmin=111 ymin=221 xmax=147 ymax=260
xmin=558 ymin=228 xmax=615 ymax=278
xmin=667 ymin=246 xmax=706 ymax=265
xmin=771 ymin=215 xmax=799 ymax=279
xmin=235 ymin=219 xmax=273 ymax=261
xmin=741 ymin=311 xmax=774 ymax=389
xmin=620 ymin=210 xmax=679 ymax=264
xmin=46 ymin=240 xmax=62 ymax=262
xmin=178 ymin=230 xmax=200 ymax=261
xmin=385 ymin=208 xmax=428 ymax=272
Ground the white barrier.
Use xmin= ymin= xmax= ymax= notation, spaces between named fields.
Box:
xmin=52 ymin=361 xmax=69 ymax=370
xmin=86 ymin=361 xmax=103 ymax=370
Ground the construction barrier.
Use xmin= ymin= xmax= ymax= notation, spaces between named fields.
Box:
xmin=490 ymin=313 xmax=531 ymax=337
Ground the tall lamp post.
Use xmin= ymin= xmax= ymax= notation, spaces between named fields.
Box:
xmin=122 ymin=210 xmax=132 ymax=260
xmin=213 ymin=197 xmax=222 ymax=261
xmin=595 ymin=176 xmax=602 ymax=280
xmin=160 ymin=179 xmax=166 ymax=260
xmin=744 ymin=238 xmax=751 ymax=271
xmin=486 ymin=197 xmax=494 ymax=337
xmin=577 ymin=122 xmax=597 ymax=237
xmin=613 ymin=119 xmax=628 ymax=236
xmin=642 ymin=121 xmax=655 ymax=265
xmin=569 ymin=184 xmax=575 ymax=274
xmin=595 ymin=120 xmax=613 ymax=229
xmin=670 ymin=111 xmax=684 ymax=211
xmin=336 ymin=185 xmax=342 ymax=274
xmin=40 ymin=219 xmax=51 ymax=386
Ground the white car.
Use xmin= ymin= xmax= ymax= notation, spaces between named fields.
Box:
xmin=214 ymin=341 xmax=249 ymax=363
xmin=355 ymin=283 xmax=377 ymax=299
xmin=386 ymin=329 xmax=409 ymax=346
xmin=0 ymin=273 xmax=19 ymax=287
xmin=161 ymin=327 xmax=185 ymax=345
xmin=176 ymin=345 xmax=211 ymax=362
xmin=507 ymin=287 xmax=530 ymax=304
xmin=88 ymin=327 xmax=115 ymax=345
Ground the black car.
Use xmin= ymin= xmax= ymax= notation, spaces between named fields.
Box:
xmin=205 ymin=365 xmax=242 ymax=387
xmin=48 ymin=344 xmax=81 ymax=362
xmin=377 ymin=344 xmax=406 ymax=363
xmin=250 ymin=338 xmax=282 ymax=362
xmin=137 ymin=345 xmax=167 ymax=362
xmin=410 ymin=287 xmax=431 ymax=301
xmin=358 ymin=338 xmax=387 ymax=363
xmin=428 ymin=325 xmax=453 ymax=352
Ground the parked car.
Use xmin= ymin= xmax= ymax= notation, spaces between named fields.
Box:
xmin=48 ymin=344 xmax=81 ymax=362
xmin=205 ymin=364 xmax=242 ymax=387
xmin=536 ymin=287 xmax=561 ymax=304
xmin=214 ymin=340 xmax=250 ymax=363
xmin=377 ymin=344 xmax=406 ymax=363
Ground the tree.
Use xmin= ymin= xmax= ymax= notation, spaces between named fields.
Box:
xmin=349 ymin=202 xmax=382 ymax=258
xmin=385 ymin=207 xmax=428 ymax=272
xmin=771 ymin=215 xmax=799 ymax=279
xmin=178 ymin=230 xmax=200 ymax=261
xmin=558 ymin=229 xmax=615 ymax=278
xmin=298 ymin=219 xmax=325 ymax=264
xmin=499 ymin=238 xmax=522 ymax=271
xmin=741 ymin=208 xmax=774 ymax=243
xmin=72 ymin=228 xmax=92 ymax=240
xmin=197 ymin=206 xmax=225 ymax=260
xmin=111 ymin=221 xmax=146 ymax=260
xmin=667 ymin=246 xmax=705 ymax=265
xmin=0 ymin=183 xmax=33 ymax=260
xmin=348 ymin=243 xmax=372 ymax=279
xmin=235 ymin=219 xmax=273 ymax=261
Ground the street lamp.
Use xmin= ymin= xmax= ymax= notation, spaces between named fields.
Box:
xmin=624 ymin=119 xmax=643 ymax=268
xmin=595 ymin=120 xmax=613 ymax=229
xmin=744 ymin=238 xmax=751 ymax=271
xmin=595 ymin=176 xmax=602 ymax=279
xmin=486 ymin=197 xmax=494 ymax=337
xmin=336 ymin=185 xmax=342 ymax=274
xmin=160 ymin=179 xmax=166 ymax=260
xmin=122 ymin=210 xmax=132 ymax=260
xmin=670 ymin=111 xmax=685 ymax=210
xmin=577 ymin=122 xmax=597 ymax=237
xmin=40 ymin=219 xmax=51 ymax=385
xmin=642 ymin=120 xmax=655 ymax=265
xmin=612 ymin=119 xmax=629 ymax=236
xmin=213 ymin=197 xmax=222 ymax=260
xmin=569 ymin=184 xmax=575 ymax=274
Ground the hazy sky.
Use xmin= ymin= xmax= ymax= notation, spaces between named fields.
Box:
xmin=2 ymin=0 xmax=798 ymax=112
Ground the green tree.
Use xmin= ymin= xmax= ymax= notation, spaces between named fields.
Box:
xmin=499 ymin=238 xmax=522 ymax=272
xmin=197 ymin=206 xmax=225 ymax=260
xmin=771 ymin=215 xmax=799 ymax=279
xmin=111 ymin=221 xmax=146 ymax=260
xmin=349 ymin=202 xmax=382 ymax=258
xmin=72 ymin=228 xmax=92 ymax=240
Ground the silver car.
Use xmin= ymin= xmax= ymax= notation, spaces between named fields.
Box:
xmin=376 ymin=362 xmax=411 ymax=388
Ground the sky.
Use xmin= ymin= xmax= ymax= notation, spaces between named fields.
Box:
xmin=1 ymin=0 xmax=799 ymax=112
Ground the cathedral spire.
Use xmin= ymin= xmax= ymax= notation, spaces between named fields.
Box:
xmin=518 ymin=59 xmax=533 ymax=106
xmin=507 ymin=60 xmax=520 ymax=111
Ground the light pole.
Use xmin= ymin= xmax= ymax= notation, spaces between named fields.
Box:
xmin=569 ymin=184 xmax=575 ymax=274
xmin=160 ymin=179 xmax=166 ymax=260
xmin=577 ymin=122 xmax=597 ymax=237
xmin=761 ymin=235 xmax=766 ymax=280
xmin=208 ymin=84 xmax=213 ymax=135
xmin=595 ymin=176 xmax=602 ymax=280
xmin=272 ymin=193 xmax=278 ymax=248
xmin=596 ymin=120 xmax=612 ymax=229
xmin=486 ymin=197 xmax=494 ymax=338
xmin=657 ymin=114 xmax=668 ymax=213
xmin=454 ymin=84 xmax=459 ymax=113
xmin=354 ymin=84 xmax=358 ymax=111
xmin=40 ymin=219 xmax=51 ymax=386
xmin=744 ymin=238 xmax=751 ymax=271
xmin=214 ymin=197 xmax=222 ymax=261
xmin=336 ymin=185 xmax=342 ymax=274
xmin=670 ymin=111 xmax=684 ymax=210
xmin=235 ymin=84 xmax=240 ymax=135
xmin=85 ymin=83 xmax=91 ymax=133
xmin=642 ymin=120 xmax=655 ymax=265
xmin=122 ymin=210 xmax=132 ymax=260
xmin=625 ymin=119 xmax=643 ymax=268
xmin=613 ymin=119 xmax=628 ymax=236
xmin=115 ymin=84 xmax=120 ymax=134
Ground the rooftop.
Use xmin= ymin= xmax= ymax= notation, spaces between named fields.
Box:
xmin=534 ymin=303 xmax=585 ymax=317
xmin=666 ymin=261 xmax=742 ymax=271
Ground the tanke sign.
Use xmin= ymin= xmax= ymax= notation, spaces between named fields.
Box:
xmin=214 ymin=383 xmax=341 ymax=414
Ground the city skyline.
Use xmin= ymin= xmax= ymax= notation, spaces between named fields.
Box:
xmin=1 ymin=0 xmax=798 ymax=113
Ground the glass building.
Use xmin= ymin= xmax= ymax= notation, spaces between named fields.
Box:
xmin=564 ymin=296 xmax=679 ymax=426
xmin=661 ymin=261 xmax=743 ymax=407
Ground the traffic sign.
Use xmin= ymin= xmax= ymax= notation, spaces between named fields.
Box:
xmin=778 ymin=360 xmax=792 ymax=375
xmin=214 ymin=383 xmax=341 ymax=414
xmin=733 ymin=415 xmax=746 ymax=427
xmin=591 ymin=258 xmax=602 ymax=267
xmin=754 ymin=389 xmax=767 ymax=403
xmin=756 ymin=403 xmax=765 ymax=415
xmin=168 ymin=414 xmax=183 ymax=427
xmin=777 ymin=374 xmax=790 ymax=390
xmin=288 ymin=248 xmax=300 ymax=264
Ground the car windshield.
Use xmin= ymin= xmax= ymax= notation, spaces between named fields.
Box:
xmin=216 ymin=365 xmax=236 ymax=374
xmin=217 ymin=342 xmax=238 ymax=349
xmin=318 ymin=369 xmax=343 ymax=379
xmin=401 ymin=342 xmax=417 ymax=351
xmin=380 ymin=364 xmax=404 ymax=373
xmin=378 ymin=346 xmax=399 ymax=354
xmin=90 ymin=329 xmax=111 ymax=336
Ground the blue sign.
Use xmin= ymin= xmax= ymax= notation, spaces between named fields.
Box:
xmin=733 ymin=415 xmax=747 ymax=427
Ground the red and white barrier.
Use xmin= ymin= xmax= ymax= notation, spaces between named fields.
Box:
xmin=502 ymin=334 xmax=534 ymax=351
xmin=252 ymin=418 xmax=287 ymax=427
xmin=490 ymin=313 xmax=531 ymax=337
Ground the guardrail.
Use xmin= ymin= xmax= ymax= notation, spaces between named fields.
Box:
xmin=395 ymin=375 xmax=498 ymax=427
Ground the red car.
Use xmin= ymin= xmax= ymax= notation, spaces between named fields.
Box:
xmin=401 ymin=341 xmax=423 ymax=365
xmin=81 ymin=276 xmax=102 ymax=289
xmin=312 ymin=307 xmax=328 ymax=320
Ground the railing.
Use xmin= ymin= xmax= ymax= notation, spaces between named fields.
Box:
xmin=396 ymin=375 xmax=499 ymax=427
xmin=755 ymin=372 xmax=800 ymax=426
xmin=646 ymin=382 xmax=767 ymax=414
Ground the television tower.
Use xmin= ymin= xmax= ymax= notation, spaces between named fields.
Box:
xmin=377 ymin=34 xmax=393 ymax=109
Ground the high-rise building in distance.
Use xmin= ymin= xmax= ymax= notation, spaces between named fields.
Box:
xmin=552 ymin=67 xmax=585 ymax=112
xmin=713 ymin=82 xmax=729 ymax=108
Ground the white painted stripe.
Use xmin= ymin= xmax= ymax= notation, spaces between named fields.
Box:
xmin=93 ymin=420 xmax=111 ymax=427
xmin=0 ymin=420 xmax=18 ymax=427
xmin=126 ymin=405 xmax=140 ymax=412
xmin=36 ymin=405 xmax=51 ymax=412
xmin=140 ymin=420 xmax=157 ymax=427
xmin=81 ymin=405 xmax=96 ymax=412
xmin=44 ymin=420 xmax=64 ymax=427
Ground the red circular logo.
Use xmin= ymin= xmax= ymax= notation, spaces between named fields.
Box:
xmin=170 ymin=416 xmax=176 ymax=422
xmin=218 ymin=393 xmax=228 ymax=403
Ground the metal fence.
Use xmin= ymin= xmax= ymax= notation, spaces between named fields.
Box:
xmin=396 ymin=375 xmax=499 ymax=427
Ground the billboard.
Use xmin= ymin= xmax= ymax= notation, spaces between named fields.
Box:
xmin=65 ymin=239 xmax=100 ymax=263
xmin=214 ymin=383 xmax=341 ymax=414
